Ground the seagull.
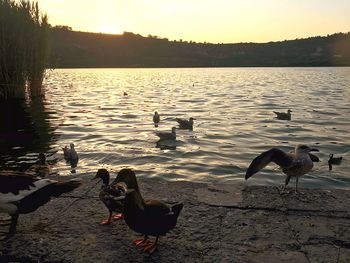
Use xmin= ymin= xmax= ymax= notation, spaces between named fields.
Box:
xmin=328 ymin=154 xmax=343 ymax=171
xmin=155 ymin=127 xmax=176 ymax=141
xmin=0 ymin=172 xmax=81 ymax=235
xmin=245 ymin=144 xmax=319 ymax=193
xmin=153 ymin=112 xmax=160 ymax=127
xmin=175 ymin=117 xmax=195 ymax=129
xmin=273 ymin=110 xmax=292 ymax=120
xmin=62 ymin=143 xmax=79 ymax=166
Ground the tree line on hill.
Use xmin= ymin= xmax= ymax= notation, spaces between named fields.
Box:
xmin=50 ymin=27 xmax=350 ymax=68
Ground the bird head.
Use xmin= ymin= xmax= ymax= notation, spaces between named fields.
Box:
xmin=70 ymin=143 xmax=75 ymax=149
xmin=295 ymin=145 xmax=319 ymax=154
xmin=171 ymin=127 xmax=176 ymax=133
xmin=288 ymin=109 xmax=292 ymax=113
xmin=94 ymin=168 xmax=110 ymax=185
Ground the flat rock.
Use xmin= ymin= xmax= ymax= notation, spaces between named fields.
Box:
xmin=1 ymin=174 xmax=349 ymax=262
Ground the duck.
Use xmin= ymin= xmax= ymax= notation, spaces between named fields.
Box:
xmin=26 ymin=153 xmax=50 ymax=178
xmin=153 ymin=112 xmax=160 ymax=127
xmin=273 ymin=109 xmax=292 ymax=120
xmin=0 ymin=171 xmax=81 ymax=234
xmin=62 ymin=143 xmax=79 ymax=166
xmin=245 ymin=144 xmax=319 ymax=193
xmin=175 ymin=117 xmax=195 ymax=129
xmin=94 ymin=168 xmax=140 ymax=225
xmin=120 ymin=189 xmax=183 ymax=254
xmin=155 ymin=127 xmax=176 ymax=141
xmin=328 ymin=154 xmax=343 ymax=171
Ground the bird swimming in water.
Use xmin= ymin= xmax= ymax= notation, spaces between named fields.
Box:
xmin=328 ymin=154 xmax=343 ymax=171
xmin=62 ymin=143 xmax=79 ymax=167
xmin=273 ymin=110 xmax=292 ymax=120
xmin=153 ymin=112 xmax=160 ymax=127
xmin=175 ymin=117 xmax=195 ymax=129
xmin=0 ymin=172 xmax=81 ymax=235
xmin=26 ymin=153 xmax=50 ymax=178
xmin=94 ymin=168 xmax=140 ymax=225
xmin=155 ymin=127 xmax=176 ymax=141
xmin=118 ymin=189 xmax=183 ymax=254
xmin=245 ymin=144 xmax=319 ymax=193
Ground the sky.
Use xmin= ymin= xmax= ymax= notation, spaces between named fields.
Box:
xmin=35 ymin=0 xmax=350 ymax=43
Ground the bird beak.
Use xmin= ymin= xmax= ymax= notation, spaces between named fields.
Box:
xmin=309 ymin=148 xmax=319 ymax=152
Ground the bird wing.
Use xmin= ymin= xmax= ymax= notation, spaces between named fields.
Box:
xmin=144 ymin=199 xmax=171 ymax=216
xmin=245 ymin=148 xmax=294 ymax=179
xmin=309 ymin=153 xmax=319 ymax=162
xmin=0 ymin=172 xmax=38 ymax=195
xmin=176 ymin=118 xmax=187 ymax=126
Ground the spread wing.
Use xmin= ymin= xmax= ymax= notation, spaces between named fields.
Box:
xmin=0 ymin=171 xmax=38 ymax=195
xmin=245 ymin=148 xmax=294 ymax=179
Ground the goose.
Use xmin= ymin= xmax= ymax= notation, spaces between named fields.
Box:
xmin=0 ymin=172 xmax=81 ymax=234
xmin=175 ymin=117 xmax=195 ymax=129
xmin=273 ymin=109 xmax=292 ymax=120
xmin=94 ymin=168 xmax=140 ymax=225
xmin=153 ymin=112 xmax=160 ymax=127
xmin=245 ymin=144 xmax=319 ymax=193
xmin=119 ymin=189 xmax=183 ymax=254
xmin=328 ymin=154 xmax=343 ymax=171
xmin=26 ymin=153 xmax=50 ymax=178
xmin=155 ymin=127 xmax=176 ymax=141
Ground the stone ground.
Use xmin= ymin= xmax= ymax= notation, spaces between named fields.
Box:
xmin=0 ymin=174 xmax=350 ymax=263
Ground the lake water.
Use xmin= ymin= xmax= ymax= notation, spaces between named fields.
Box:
xmin=1 ymin=67 xmax=349 ymax=189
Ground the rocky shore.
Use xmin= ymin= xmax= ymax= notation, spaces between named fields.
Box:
xmin=1 ymin=175 xmax=350 ymax=262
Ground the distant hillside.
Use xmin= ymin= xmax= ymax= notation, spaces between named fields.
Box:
xmin=49 ymin=28 xmax=350 ymax=68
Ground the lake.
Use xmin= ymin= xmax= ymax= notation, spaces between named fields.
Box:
xmin=1 ymin=67 xmax=349 ymax=189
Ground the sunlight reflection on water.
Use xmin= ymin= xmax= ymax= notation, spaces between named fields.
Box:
xmin=2 ymin=67 xmax=350 ymax=189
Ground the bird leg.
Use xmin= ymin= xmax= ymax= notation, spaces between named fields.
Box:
xmin=279 ymin=176 xmax=291 ymax=194
xmin=112 ymin=213 xmax=124 ymax=220
xmin=133 ymin=235 xmax=152 ymax=247
xmin=144 ymin=236 xmax=159 ymax=254
xmin=295 ymin=177 xmax=304 ymax=195
xmin=100 ymin=212 xmax=112 ymax=225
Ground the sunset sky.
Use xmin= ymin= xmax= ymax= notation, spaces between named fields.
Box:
xmin=36 ymin=0 xmax=350 ymax=43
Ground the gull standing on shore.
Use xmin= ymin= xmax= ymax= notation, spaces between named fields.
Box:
xmin=245 ymin=144 xmax=319 ymax=193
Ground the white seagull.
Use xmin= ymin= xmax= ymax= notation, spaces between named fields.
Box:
xmin=245 ymin=144 xmax=319 ymax=193
xmin=0 ymin=172 xmax=81 ymax=235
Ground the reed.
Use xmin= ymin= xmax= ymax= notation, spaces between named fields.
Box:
xmin=0 ymin=0 xmax=50 ymax=100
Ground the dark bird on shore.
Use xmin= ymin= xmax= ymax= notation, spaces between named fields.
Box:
xmin=26 ymin=153 xmax=50 ymax=178
xmin=123 ymin=92 xmax=128 ymax=96
xmin=328 ymin=154 xmax=343 ymax=171
xmin=0 ymin=172 xmax=81 ymax=235
xmin=155 ymin=127 xmax=176 ymax=141
xmin=153 ymin=111 xmax=160 ymax=127
xmin=273 ymin=109 xmax=292 ymax=120
xmin=245 ymin=145 xmax=319 ymax=193
xmin=175 ymin=117 xmax=195 ymax=129
xmin=120 ymin=189 xmax=183 ymax=254
xmin=62 ymin=143 xmax=79 ymax=167
xmin=94 ymin=168 xmax=140 ymax=225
